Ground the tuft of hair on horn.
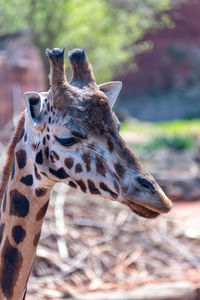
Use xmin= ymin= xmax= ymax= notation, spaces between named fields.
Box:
xmin=68 ymin=48 xmax=95 ymax=87
xmin=68 ymin=48 xmax=86 ymax=64
xmin=46 ymin=47 xmax=67 ymax=86
xmin=46 ymin=48 xmax=65 ymax=59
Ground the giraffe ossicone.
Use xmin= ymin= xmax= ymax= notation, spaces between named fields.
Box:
xmin=0 ymin=47 xmax=172 ymax=300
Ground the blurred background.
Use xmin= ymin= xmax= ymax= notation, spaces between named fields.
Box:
xmin=0 ymin=0 xmax=200 ymax=299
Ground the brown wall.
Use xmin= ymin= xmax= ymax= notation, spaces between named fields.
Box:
xmin=0 ymin=40 xmax=46 ymax=128
xmin=121 ymin=0 xmax=200 ymax=97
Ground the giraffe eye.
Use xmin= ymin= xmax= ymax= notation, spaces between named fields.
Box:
xmin=55 ymin=136 xmax=77 ymax=147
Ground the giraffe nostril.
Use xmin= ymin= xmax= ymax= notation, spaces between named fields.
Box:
xmin=136 ymin=176 xmax=156 ymax=192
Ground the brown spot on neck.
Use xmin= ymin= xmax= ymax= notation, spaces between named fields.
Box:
xmin=36 ymin=200 xmax=49 ymax=221
xmin=34 ymin=164 xmax=41 ymax=180
xmin=35 ymin=188 xmax=47 ymax=197
xmin=33 ymin=231 xmax=41 ymax=247
xmin=12 ymin=225 xmax=26 ymax=244
xmin=10 ymin=189 xmax=30 ymax=217
xmin=16 ymin=149 xmax=27 ymax=169
xmin=0 ymin=237 xmax=23 ymax=298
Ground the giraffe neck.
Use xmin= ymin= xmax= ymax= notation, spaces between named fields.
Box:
xmin=0 ymin=130 xmax=52 ymax=300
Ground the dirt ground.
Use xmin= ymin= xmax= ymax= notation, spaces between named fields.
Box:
xmin=25 ymin=187 xmax=200 ymax=299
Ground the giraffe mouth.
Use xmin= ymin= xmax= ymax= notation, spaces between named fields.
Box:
xmin=126 ymin=201 xmax=160 ymax=219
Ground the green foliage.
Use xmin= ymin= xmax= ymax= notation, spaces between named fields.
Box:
xmin=0 ymin=0 xmax=29 ymax=35
xmin=0 ymin=0 xmax=181 ymax=82
xmin=143 ymin=134 xmax=195 ymax=152
xmin=132 ymin=134 xmax=195 ymax=156
xmin=121 ymin=119 xmax=198 ymax=154
xmin=121 ymin=119 xmax=200 ymax=137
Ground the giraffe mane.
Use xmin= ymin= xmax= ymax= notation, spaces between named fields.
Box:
xmin=0 ymin=111 xmax=25 ymax=203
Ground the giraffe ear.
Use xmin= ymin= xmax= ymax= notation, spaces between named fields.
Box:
xmin=99 ymin=81 xmax=122 ymax=108
xmin=24 ymin=92 xmax=44 ymax=127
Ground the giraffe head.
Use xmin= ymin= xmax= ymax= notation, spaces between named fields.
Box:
xmin=24 ymin=48 xmax=172 ymax=219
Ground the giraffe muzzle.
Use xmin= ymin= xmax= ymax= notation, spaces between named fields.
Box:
xmin=123 ymin=175 xmax=172 ymax=218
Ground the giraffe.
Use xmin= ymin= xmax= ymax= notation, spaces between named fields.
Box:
xmin=0 ymin=47 xmax=172 ymax=300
